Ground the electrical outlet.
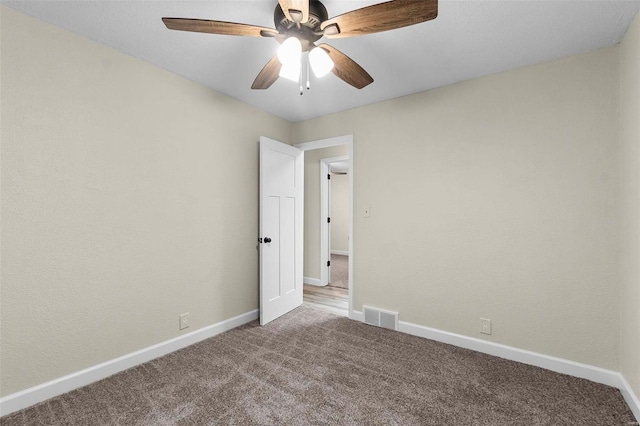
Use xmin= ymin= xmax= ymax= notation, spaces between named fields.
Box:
xmin=480 ymin=318 xmax=492 ymax=335
xmin=179 ymin=313 xmax=190 ymax=330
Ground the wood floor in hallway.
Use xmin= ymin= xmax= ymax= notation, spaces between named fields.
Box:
xmin=303 ymin=284 xmax=348 ymax=316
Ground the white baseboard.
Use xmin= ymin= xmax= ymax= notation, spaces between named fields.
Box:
xmin=349 ymin=310 xmax=364 ymax=322
xmin=330 ymin=250 xmax=349 ymax=256
xmin=0 ymin=309 xmax=259 ymax=417
xmin=397 ymin=320 xmax=621 ymax=387
xmin=351 ymin=309 xmax=637 ymax=419
xmin=620 ymin=375 xmax=640 ymax=423
xmin=3 ymin=308 xmax=637 ymax=423
xmin=303 ymin=277 xmax=322 ymax=286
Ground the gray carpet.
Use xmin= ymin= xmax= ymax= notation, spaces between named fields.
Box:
xmin=1 ymin=307 xmax=635 ymax=425
xmin=329 ymin=254 xmax=348 ymax=289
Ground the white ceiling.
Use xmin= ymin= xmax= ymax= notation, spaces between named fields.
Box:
xmin=3 ymin=1 xmax=639 ymax=122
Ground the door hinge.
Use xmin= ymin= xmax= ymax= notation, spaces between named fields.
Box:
xmin=327 ymin=174 xmax=331 ymax=180
xmin=327 ymin=217 xmax=331 ymax=223
xmin=327 ymin=261 xmax=331 ymax=267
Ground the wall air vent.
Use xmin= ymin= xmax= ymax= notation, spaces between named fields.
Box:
xmin=363 ymin=306 xmax=399 ymax=331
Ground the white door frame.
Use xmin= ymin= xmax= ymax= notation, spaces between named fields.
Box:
xmin=295 ymin=135 xmax=355 ymax=320
xmin=320 ymin=155 xmax=349 ymax=287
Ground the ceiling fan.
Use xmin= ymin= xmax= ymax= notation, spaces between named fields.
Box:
xmin=162 ymin=0 xmax=438 ymax=90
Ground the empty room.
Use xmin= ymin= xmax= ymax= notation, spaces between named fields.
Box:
xmin=1 ymin=0 xmax=639 ymax=424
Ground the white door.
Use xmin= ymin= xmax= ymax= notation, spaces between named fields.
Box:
xmin=259 ymin=136 xmax=304 ymax=325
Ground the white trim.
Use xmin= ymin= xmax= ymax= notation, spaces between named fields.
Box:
xmin=3 ymin=307 xmax=635 ymax=421
xmin=295 ymin=135 xmax=352 ymax=151
xmin=620 ymin=375 xmax=640 ymax=423
xmin=0 ymin=309 xmax=259 ymax=417
xmin=331 ymin=250 xmax=349 ymax=256
xmin=350 ymin=310 xmax=637 ymax=420
xmin=350 ymin=309 xmax=364 ymax=322
xmin=303 ymin=277 xmax=322 ymax=286
xmin=295 ymin=135 xmax=355 ymax=320
xmin=397 ymin=320 xmax=622 ymax=388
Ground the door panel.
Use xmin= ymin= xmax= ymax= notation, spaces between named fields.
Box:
xmin=281 ymin=196 xmax=296 ymax=295
xmin=264 ymin=196 xmax=281 ymax=302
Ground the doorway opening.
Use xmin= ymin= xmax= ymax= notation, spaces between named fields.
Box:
xmin=295 ymin=136 xmax=354 ymax=318
xmin=323 ymin=156 xmax=349 ymax=286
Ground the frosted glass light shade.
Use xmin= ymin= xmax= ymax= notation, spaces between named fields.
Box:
xmin=309 ymin=47 xmax=334 ymax=78
xmin=277 ymin=37 xmax=302 ymax=65
xmin=279 ymin=60 xmax=301 ymax=82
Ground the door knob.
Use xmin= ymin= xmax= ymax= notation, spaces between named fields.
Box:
xmin=264 ymin=237 xmax=272 ymax=243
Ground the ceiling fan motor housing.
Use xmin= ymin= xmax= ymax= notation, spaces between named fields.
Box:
xmin=274 ymin=0 xmax=328 ymax=47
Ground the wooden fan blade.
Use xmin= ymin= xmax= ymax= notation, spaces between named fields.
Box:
xmin=278 ymin=0 xmax=309 ymax=24
xmin=252 ymin=56 xmax=282 ymax=89
xmin=321 ymin=0 xmax=438 ymax=39
xmin=318 ymin=44 xmax=373 ymax=89
xmin=162 ymin=18 xmax=279 ymax=38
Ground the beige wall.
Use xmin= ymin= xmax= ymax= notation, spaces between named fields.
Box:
xmin=303 ymin=145 xmax=348 ymax=280
xmin=2 ymin=3 xmax=637 ymax=403
xmin=619 ymin=12 xmax=640 ymax=399
xmin=294 ymin=47 xmax=620 ymax=370
xmin=0 ymin=7 xmax=290 ymax=396
xmin=330 ymin=173 xmax=349 ymax=254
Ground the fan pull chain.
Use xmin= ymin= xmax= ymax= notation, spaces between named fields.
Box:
xmin=299 ymin=57 xmax=304 ymax=95
xmin=306 ymin=54 xmax=311 ymax=91
xmin=298 ymin=53 xmax=311 ymax=96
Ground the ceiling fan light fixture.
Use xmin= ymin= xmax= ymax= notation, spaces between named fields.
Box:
xmin=279 ymin=60 xmax=301 ymax=82
xmin=277 ymin=37 xmax=302 ymax=65
xmin=309 ymin=47 xmax=334 ymax=78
